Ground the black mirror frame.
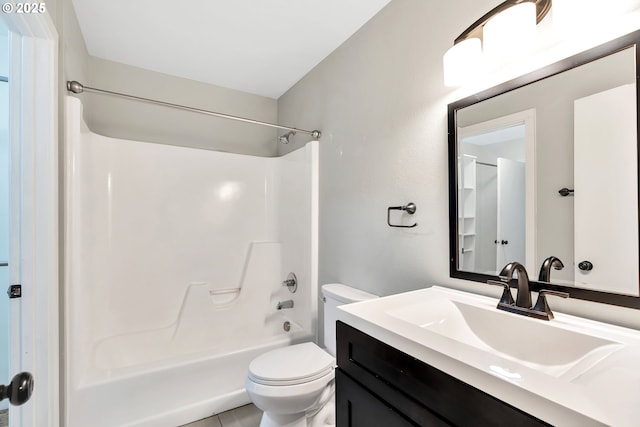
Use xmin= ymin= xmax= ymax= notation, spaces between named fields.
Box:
xmin=448 ymin=29 xmax=640 ymax=309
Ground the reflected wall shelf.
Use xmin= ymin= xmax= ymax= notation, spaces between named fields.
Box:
xmin=458 ymin=155 xmax=477 ymax=270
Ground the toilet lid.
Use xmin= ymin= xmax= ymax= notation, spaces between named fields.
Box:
xmin=248 ymin=342 xmax=335 ymax=386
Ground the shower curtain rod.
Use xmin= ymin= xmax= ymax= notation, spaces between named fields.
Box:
xmin=477 ymin=161 xmax=497 ymax=167
xmin=66 ymin=81 xmax=322 ymax=139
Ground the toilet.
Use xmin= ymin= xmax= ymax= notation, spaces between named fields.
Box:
xmin=245 ymin=284 xmax=378 ymax=427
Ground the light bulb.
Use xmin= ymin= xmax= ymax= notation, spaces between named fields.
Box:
xmin=443 ymin=37 xmax=482 ymax=87
xmin=483 ymin=2 xmax=536 ymax=61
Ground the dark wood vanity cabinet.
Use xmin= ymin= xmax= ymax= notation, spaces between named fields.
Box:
xmin=335 ymin=321 xmax=550 ymax=426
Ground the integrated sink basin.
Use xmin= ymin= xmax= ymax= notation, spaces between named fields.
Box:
xmin=386 ymin=297 xmax=621 ymax=378
xmin=336 ymin=286 xmax=640 ymax=426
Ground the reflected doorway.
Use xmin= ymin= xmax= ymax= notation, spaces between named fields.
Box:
xmin=457 ymin=109 xmax=536 ymax=275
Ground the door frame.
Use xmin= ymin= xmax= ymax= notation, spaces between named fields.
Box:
xmin=457 ymin=108 xmax=536 ymax=272
xmin=2 ymin=4 xmax=59 ymax=426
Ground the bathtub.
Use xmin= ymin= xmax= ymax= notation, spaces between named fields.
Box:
xmin=70 ymin=314 xmax=308 ymax=427
xmin=64 ymin=97 xmax=319 ymax=426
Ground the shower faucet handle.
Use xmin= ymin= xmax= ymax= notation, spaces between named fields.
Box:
xmin=282 ymin=272 xmax=297 ymax=293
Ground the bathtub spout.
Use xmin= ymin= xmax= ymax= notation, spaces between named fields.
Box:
xmin=277 ymin=300 xmax=294 ymax=310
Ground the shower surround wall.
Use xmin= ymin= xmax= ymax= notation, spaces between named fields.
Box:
xmin=64 ymin=97 xmax=318 ymax=427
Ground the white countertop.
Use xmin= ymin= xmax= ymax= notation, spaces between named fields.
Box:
xmin=336 ymin=286 xmax=640 ymax=426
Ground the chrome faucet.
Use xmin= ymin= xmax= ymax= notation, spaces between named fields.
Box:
xmin=488 ymin=261 xmax=569 ymax=320
xmin=538 ymin=256 xmax=564 ymax=282
xmin=277 ymin=300 xmax=294 ymax=310
xmin=499 ymin=261 xmax=532 ymax=308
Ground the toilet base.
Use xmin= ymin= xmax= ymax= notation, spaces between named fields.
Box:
xmin=258 ymin=394 xmax=335 ymax=427
xmin=259 ymin=412 xmax=307 ymax=427
xmin=308 ymin=396 xmax=335 ymax=427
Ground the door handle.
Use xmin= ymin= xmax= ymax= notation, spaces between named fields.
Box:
xmin=578 ymin=261 xmax=593 ymax=271
xmin=0 ymin=372 xmax=34 ymax=406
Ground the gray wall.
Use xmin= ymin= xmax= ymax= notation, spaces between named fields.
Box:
xmin=45 ymin=0 xmax=279 ymax=158
xmin=44 ymin=0 xmax=90 ymax=141
xmin=279 ymin=0 xmax=471 ymax=296
xmin=84 ymin=57 xmax=279 ymax=156
xmin=277 ymin=0 xmax=640 ymax=337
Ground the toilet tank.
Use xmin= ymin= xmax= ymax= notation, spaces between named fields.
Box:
xmin=321 ymin=284 xmax=378 ymax=357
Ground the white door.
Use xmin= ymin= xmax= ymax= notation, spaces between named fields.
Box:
xmin=574 ymin=84 xmax=638 ymax=295
xmin=0 ymin=22 xmax=33 ymax=418
xmin=1 ymin=28 xmax=9 ymax=415
xmin=496 ymin=158 xmax=526 ymax=269
xmin=1 ymin=23 xmax=34 ymax=419
xmin=0 ymin=11 xmax=59 ymax=426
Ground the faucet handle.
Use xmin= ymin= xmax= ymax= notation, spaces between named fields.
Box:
xmin=533 ymin=289 xmax=569 ymax=320
xmin=487 ymin=280 xmax=515 ymax=305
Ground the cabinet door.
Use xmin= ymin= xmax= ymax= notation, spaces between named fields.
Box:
xmin=336 ymin=370 xmax=418 ymax=427
xmin=337 ymin=322 xmax=549 ymax=427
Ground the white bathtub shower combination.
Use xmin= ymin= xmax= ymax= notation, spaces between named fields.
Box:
xmin=64 ymin=97 xmax=318 ymax=427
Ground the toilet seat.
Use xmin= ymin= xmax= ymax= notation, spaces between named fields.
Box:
xmin=248 ymin=342 xmax=335 ymax=386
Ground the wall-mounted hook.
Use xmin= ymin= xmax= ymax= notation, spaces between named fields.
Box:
xmin=387 ymin=203 xmax=418 ymax=228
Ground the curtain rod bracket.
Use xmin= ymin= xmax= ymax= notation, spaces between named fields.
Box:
xmin=67 ymin=80 xmax=84 ymax=94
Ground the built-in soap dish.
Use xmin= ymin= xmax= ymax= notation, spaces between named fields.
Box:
xmin=209 ymin=286 xmax=241 ymax=305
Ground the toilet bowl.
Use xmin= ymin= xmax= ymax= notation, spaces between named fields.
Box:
xmin=245 ymin=284 xmax=378 ymax=427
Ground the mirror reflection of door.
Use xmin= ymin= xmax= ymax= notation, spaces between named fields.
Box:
xmin=496 ymin=157 xmax=525 ymax=269
xmin=574 ymin=83 xmax=638 ymax=295
xmin=459 ymin=116 xmax=531 ymax=275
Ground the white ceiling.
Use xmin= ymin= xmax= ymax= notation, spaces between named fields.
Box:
xmin=461 ymin=124 xmax=526 ymax=146
xmin=71 ymin=0 xmax=391 ymax=99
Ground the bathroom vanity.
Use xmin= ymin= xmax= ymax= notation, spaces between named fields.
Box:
xmin=335 ymin=321 xmax=546 ymax=426
xmin=335 ymin=286 xmax=640 ymax=426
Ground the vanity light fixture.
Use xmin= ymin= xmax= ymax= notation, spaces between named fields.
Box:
xmin=443 ymin=0 xmax=552 ymax=87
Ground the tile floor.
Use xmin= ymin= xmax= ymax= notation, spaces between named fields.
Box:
xmin=180 ymin=403 xmax=262 ymax=427
xmin=0 ymin=404 xmax=260 ymax=427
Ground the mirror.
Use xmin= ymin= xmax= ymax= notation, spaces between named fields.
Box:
xmin=448 ymin=30 xmax=640 ymax=308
